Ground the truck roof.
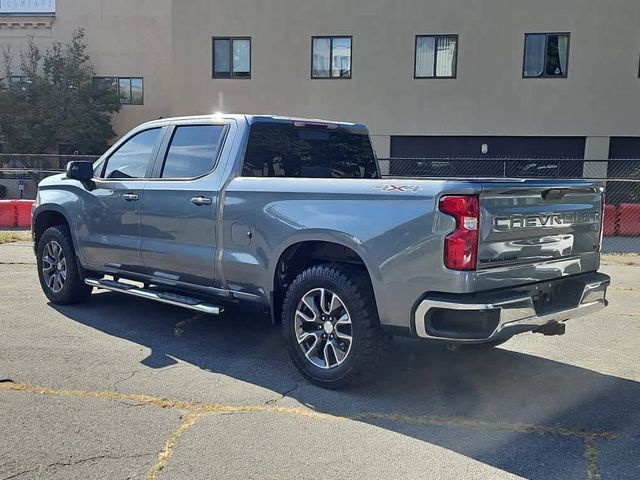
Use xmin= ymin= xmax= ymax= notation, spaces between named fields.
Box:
xmin=136 ymin=114 xmax=369 ymax=134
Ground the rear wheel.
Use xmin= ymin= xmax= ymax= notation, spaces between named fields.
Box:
xmin=36 ymin=225 xmax=92 ymax=305
xmin=282 ymin=264 xmax=391 ymax=389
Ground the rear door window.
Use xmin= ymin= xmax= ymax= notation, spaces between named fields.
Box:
xmin=242 ymin=123 xmax=378 ymax=178
xmin=161 ymin=125 xmax=226 ymax=178
xmin=102 ymin=128 xmax=162 ymax=179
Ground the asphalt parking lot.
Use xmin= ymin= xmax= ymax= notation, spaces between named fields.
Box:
xmin=0 ymin=241 xmax=638 ymax=480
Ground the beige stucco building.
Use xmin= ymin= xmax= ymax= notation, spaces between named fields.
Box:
xmin=1 ymin=0 xmax=640 ymax=159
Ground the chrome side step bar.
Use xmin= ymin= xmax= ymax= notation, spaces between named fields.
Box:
xmin=85 ymin=278 xmax=223 ymax=315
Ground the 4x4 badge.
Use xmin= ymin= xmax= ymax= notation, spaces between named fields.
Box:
xmin=374 ymin=184 xmax=423 ymax=193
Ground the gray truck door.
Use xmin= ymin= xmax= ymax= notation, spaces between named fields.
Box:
xmin=77 ymin=127 xmax=164 ymax=273
xmin=139 ymin=123 xmax=229 ymax=287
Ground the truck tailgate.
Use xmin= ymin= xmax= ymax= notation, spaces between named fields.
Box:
xmin=478 ymin=181 xmax=604 ymax=270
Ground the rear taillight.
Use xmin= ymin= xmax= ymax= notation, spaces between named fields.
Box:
xmin=439 ymin=195 xmax=480 ymax=271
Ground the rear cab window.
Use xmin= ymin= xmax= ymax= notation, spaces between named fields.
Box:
xmin=161 ymin=125 xmax=226 ymax=179
xmin=242 ymin=122 xmax=379 ymax=179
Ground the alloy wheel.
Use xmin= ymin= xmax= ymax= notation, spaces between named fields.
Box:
xmin=42 ymin=240 xmax=67 ymax=293
xmin=294 ymin=288 xmax=353 ymax=369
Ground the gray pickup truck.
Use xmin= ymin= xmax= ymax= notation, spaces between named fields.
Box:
xmin=32 ymin=114 xmax=610 ymax=388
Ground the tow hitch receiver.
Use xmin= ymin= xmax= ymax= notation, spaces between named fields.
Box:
xmin=534 ymin=321 xmax=566 ymax=336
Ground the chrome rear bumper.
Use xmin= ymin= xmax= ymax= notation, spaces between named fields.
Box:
xmin=414 ymin=273 xmax=609 ymax=342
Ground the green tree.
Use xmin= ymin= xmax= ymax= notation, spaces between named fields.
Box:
xmin=0 ymin=29 xmax=120 ymax=154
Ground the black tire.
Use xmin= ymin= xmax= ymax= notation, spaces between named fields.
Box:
xmin=36 ymin=225 xmax=92 ymax=305
xmin=464 ymin=336 xmax=512 ymax=349
xmin=282 ymin=263 xmax=391 ymax=389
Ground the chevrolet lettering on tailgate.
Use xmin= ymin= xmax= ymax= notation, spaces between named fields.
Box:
xmin=493 ymin=210 xmax=601 ymax=231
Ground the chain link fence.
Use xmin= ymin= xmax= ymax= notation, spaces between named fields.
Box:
xmin=0 ymin=154 xmax=100 ymax=200
xmin=1 ymin=154 xmax=638 ymax=253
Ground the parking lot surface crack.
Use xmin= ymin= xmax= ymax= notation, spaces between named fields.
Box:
xmin=264 ymin=384 xmax=300 ymax=405
xmin=112 ymin=369 xmax=145 ymax=392
xmin=1 ymin=453 xmax=156 ymax=480
xmin=1 ymin=468 xmax=35 ymax=480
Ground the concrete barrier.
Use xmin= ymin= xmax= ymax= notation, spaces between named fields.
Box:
xmin=618 ymin=203 xmax=640 ymax=237
xmin=15 ymin=200 xmax=34 ymax=228
xmin=0 ymin=200 xmax=17 ymax=228
xmin=603 ymin=204 xmax=618 ymax=237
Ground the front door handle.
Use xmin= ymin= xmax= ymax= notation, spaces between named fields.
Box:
xmin=191 ymin=196 xmax=212 ymax=206
xmin=123 ymin=193 xmax=139 ymax=202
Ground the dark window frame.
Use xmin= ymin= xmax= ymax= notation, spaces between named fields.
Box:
xmin=156 ymin=123 xmax=230 ymax=180
xmin=522 ymin=32 xmax=571 ymax=79
xmin=414 ymin=34 xmax=459 ymax=79
xmin=93 ymin=76 xmax=144 ymax=105
xmin=212 ymin=37 xmax=252 ymax=79
xmin=311 ymin=35 xmax=353 ymax=79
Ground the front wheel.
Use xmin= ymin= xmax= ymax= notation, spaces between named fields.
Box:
xmin=36 ymin=225 xmax=92 ymax=305
xmin=282 ymin=264 xmax=390 ymax=389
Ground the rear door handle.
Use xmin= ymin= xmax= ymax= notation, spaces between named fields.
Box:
xmin=123 ymin=193 xmax=139 ymax=202
xmin=191 ymin=196 xmax=212 ymax=206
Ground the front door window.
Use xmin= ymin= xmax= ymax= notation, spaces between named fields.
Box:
xmin=102 ymin=128 xmax=162 ymax=179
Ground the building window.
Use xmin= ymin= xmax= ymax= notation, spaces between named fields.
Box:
xmin=414 ymin=35 xmax=458 ymax=78
xmin=212 ymin=37 xmax=251 ymax=79
xmin=311 ymin=36 xmax=352 ymax=79
xmin=94 ymin=77 xmax=144 ymax=105
xmin=523 ymin=33 xmax=570 ymax=78
xmin=0 ymin=0 xmax=55 ymax=15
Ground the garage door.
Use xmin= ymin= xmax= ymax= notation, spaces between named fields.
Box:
xmin=607 ymin=137 xmax=640 ymax=204
xmin=609 ymin=137 xmax=640 ymax=159
xmin=389 ymin=136 xmax=585 ymax=178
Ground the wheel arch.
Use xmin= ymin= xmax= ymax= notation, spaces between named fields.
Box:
xmin=33 ymin=206 xmax=72 ymax=248
xmin=270 ymin=237 xmax=379 ymax=324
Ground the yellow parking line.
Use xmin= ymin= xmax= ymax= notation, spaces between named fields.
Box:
xmin=352 ymin=412 xmax=621 ymax=441
xmin=146 ymin=412 xmax=204 ymax=480
xmin=0 ymin=381 xmax=622 ymax=440
xmin=584 ymin=436 xmax=601 ymax=480
xmin=0 ymin=381 xmax=335 ymax=420
xmin=1 ymin=381 xmax=623 ymax=480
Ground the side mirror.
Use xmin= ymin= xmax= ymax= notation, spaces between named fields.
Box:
xmin=66 ymin=161 xmax=94 ymax=182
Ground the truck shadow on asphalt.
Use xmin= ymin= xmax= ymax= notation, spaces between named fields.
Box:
xmin=53 ymin=292 xmax=638 ymax=479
